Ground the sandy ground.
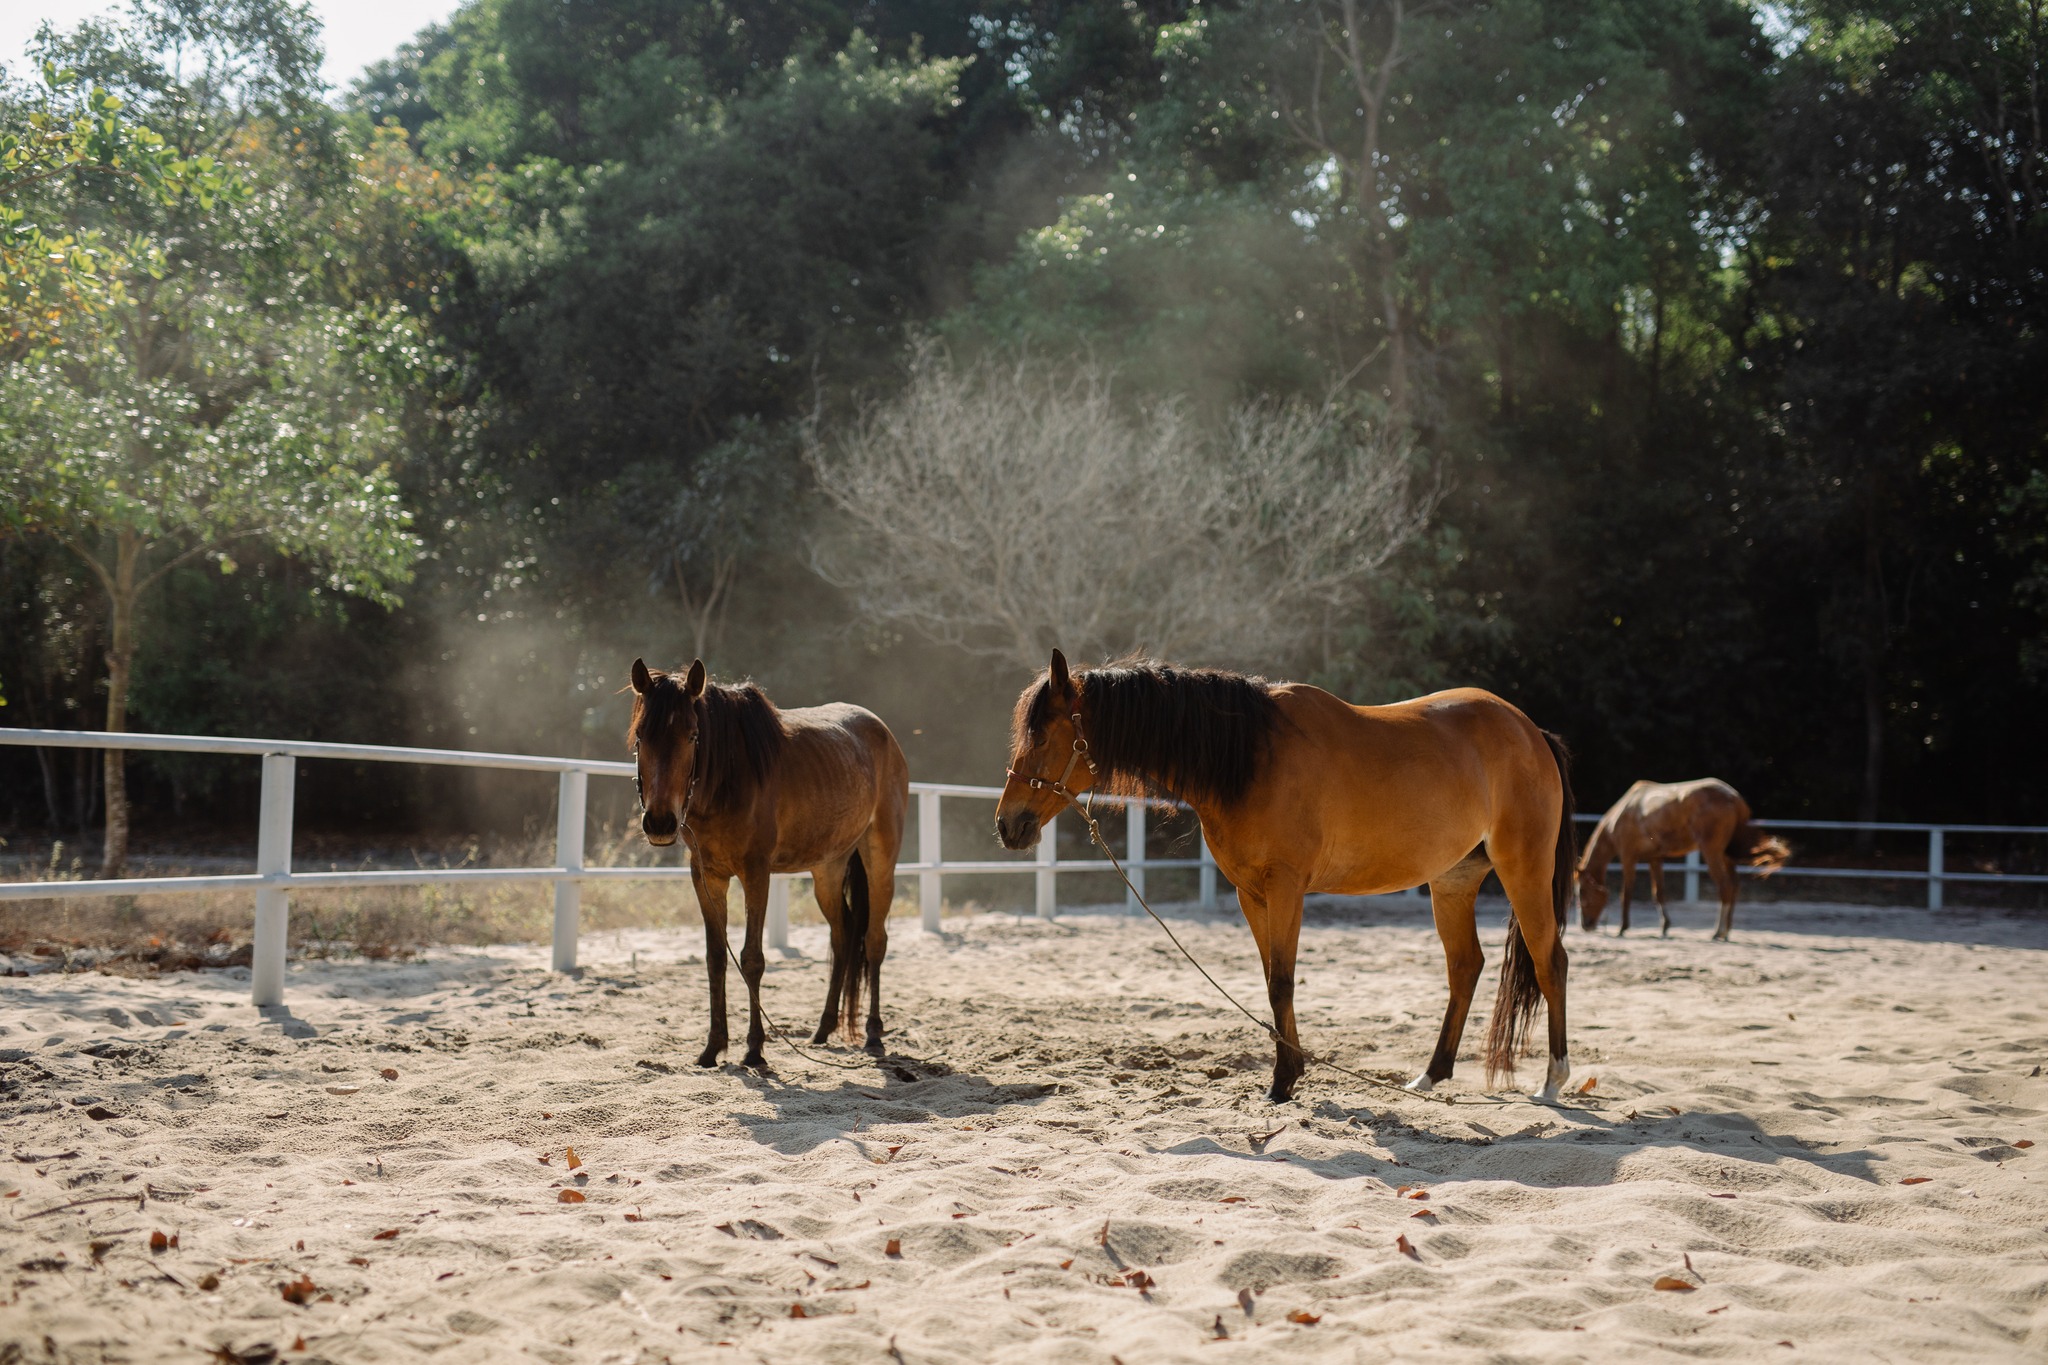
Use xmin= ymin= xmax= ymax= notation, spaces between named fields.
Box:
xmin=2 ymin=896 xmax=2045 ymax=1364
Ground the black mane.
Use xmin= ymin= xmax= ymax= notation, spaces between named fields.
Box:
xmin=1014 ymin=660 xmax=1281 ymax=807
xmin=633 ymin=671 xmax=787 ymax=812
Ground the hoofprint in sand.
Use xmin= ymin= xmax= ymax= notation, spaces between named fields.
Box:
xmin=1 ymin=899 xmax=2043 ymax=1363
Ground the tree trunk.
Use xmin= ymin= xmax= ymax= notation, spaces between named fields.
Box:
xmin=98 ymin=536 xmax=139 ymax=879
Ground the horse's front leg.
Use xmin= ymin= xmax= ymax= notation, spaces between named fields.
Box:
xmin=1239 ymin=871 xmax=1307 ymax=1102
xmin=1617 ymin=862 xmax=1637 ymax=936
xmin=1410 ymin=854 xmax=1490 ymax=1092
xmin=693 ymin=869 xmax=732 ymax=1068
xmin=738 ymin=864 xmax=770 ymax=1069
xmin=1647 ymin=859 xmax=1670 ymax=937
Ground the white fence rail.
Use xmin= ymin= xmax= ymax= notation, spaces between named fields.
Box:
xmin=4 ymin=729 xmax=2044 ymax=1006
xmin=0 ymin=729 xmax=1213 ymax=1005
xmin=1569 ymin=813 xmax=2048 ymax=911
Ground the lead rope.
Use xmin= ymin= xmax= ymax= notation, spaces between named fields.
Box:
xmin=1032 ymin=719 xmax=1591 ymax=1113
xmin=717 ymin=936 xmax=878 ymax=1074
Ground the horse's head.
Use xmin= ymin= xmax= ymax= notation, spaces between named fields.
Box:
xmin=996 ymin=648 xmax=1098 ymax=850
xmin=1576 ymin=859 xmax=1608 ymax=930
xmin=628 ymin=656 xmax=706 ymax=846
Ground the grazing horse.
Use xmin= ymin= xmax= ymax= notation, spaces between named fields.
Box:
xmin=629 ymin=658 xmax=908 ymax=1066
xmin=1577 ymin=778 xmax=1789 ymax=942
xmin=995 ymin=651 xmax=1577 ymax=1102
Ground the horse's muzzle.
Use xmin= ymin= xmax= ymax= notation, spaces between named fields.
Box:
xmin=642 ymin=809 xmax=679 ymax=845
xmin=994 ymin=810 xmax=1040 ymax=851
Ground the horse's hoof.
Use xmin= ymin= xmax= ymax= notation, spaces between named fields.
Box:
xmin=1403 ymin=1073 xmax=1436 ymax=1093
xmin=742 ymin=1050 xmax=767 ymax=1070
xmin=809 ymin=1028 xmax=832 ymax=1046
xmin=695 ymin=1047 xmax=722 ymax=1069
xmin=863 ymin=1038 xmax=885 ymax=1057
xmin=1534 ymin=1053 xmax=1572 ymax=1102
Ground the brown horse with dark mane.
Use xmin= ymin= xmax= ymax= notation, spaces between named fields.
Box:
xmin=630 ymin=659 xmax=908 ymax=1067
xmin=1578 ymin=778 xmax=1790 ymax=941
xmin=996 ymin=651 xmax=1577 ymax=1102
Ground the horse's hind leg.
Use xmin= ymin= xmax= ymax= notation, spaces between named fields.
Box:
xmin=693 ymin=869 xmax=733 ymax=1068
xmin=1408 ymin=851 xmax=1491 ymax=1092
xmin=1493 ymin=847 xmax=1571 ymax=1102
xmin=1617 ymin=861 xmax=1636 ymax=936
xmin=1647 ymin=859 xmax=1670 ymax=937
xmin=1706 ymin=848 xmax=1739 ymax=941
xmin=808 ymin=859 xmax=851 ymax=1045
xmin=859 ymin=828 xmax=899 ymax=1055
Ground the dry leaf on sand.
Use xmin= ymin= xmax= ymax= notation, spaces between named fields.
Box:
xmin=372 ymin=1229 xmax=400 ymax=1240
xmin=1899 ymin=1177 xmax=1932 ymax=1185
xmin=1577 ymin=1076 xmax=1599 ymax=1095
xmin=1654 ymin=1276 xmax=1696 ymax=1292
xmin=884 ymin=1238 xmax=901 ymax=1257
xmin=558 ymin=1189 xmax=586 ymax=1204
xmin=1396 ymin=1235 xmax=1417 ymax=1259
xmin=1287 ymin=1310 xmax=1321 ymax=1325
xmin=280 ymin=1274 xmax=320 ymax=1305
xmin=379 ymin=1068 xmax=399 ymax=1081
xmin=789 ymin=1302 xmax=810 ymax=1318
xmin=564 ymin=1147 xmax=583 ymax=1171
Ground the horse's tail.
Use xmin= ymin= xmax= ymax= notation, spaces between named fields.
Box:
xmin=1486 ymin=730 xmax=1576 ymax=1088
xmin=1730 ymin=820 xmax=1791 ymax=875
xmin=839 ymin=849 xmax=870 ymax=1037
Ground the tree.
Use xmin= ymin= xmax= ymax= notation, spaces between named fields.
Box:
xmin=1 ymin=61 xmax=232 ymax=359
xmin=0 ymin=298 xmax=422 ymax=875
xmin=623 ymin=421 xmax=800 ymax=666
xmin=806 ymin=344 xmax=1436 ymax=671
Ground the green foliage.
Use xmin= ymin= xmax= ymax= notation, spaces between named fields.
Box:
xmin=0 ymin=62 xmax=238 ymax=356
xmin=0 ymin=297 xmax=422 ymax=604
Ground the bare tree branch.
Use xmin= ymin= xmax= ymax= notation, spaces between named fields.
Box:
xmin=805 ymin=345 xmax=1438 ymax=672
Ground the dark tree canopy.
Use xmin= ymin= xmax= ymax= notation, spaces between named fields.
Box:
xmin=4 ymin=0 xmax=2046 ymax=848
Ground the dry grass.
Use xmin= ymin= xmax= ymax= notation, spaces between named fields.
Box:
xmin=0 ymin=821 xmax=919 ymax=975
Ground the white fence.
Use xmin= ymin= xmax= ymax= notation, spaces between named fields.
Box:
xmin=0 ymin=728 xmax=1212 ymax=1005
xmin=1569 ymin=813 xmax=2048 ymax=910
xmin=3 ymin=729 xmax=2044 ymax=1006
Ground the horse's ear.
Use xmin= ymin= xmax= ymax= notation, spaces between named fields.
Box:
xmin=1048 ymin=648 xmax=1071 ymax=696
xmin=630 ymin=658 xmax=652 ymax=694
xmin=684 ymin=659 xmax=707 ymax=698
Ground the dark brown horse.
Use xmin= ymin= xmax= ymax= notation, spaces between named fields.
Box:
xmin=630 ymin=659 xmax=908 ymax=1066
xmin=995 ymin=652 xmax=1577 ymax=1102
xmin=1578 ymin=778 xmax=1790 ymax=941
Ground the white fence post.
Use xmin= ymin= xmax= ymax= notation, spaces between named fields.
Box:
xmin=767 ymin=875 xmax=790 ymax=950
xmin=1927 ymin=827 xmax=1944 ymax=910
xmin=551 ymin=768 xmax=587 ymax=973
xmin=919 ymin=788 xmax=942 ymax=932
xmin=1684 ymin=849 xmax=1701 ymax=904
xmin=1036 ymin=815 xmax=1058 ymax=920
xmin=1198 ymin=834 xmax=1217 ymax=910
xmin=250 ymin=753 xmax=295 ymax=1007
xmin=1125 ymin=801 xmax=1146 ymax=913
